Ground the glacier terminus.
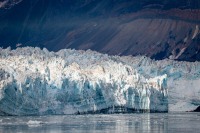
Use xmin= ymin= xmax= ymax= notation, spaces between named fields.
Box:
xmin=0 ymin=47 xmax=199 ymax=115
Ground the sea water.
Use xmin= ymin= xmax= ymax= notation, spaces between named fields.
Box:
xmin=0 ymin=113 xmax=200 ymax=133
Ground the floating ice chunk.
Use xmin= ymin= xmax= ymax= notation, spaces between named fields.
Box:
xmin=27 ymin=120 xmax=43 ymax=127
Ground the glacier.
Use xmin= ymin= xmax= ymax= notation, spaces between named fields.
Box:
xmin=0 ymin=47 xmax=199 ymax=115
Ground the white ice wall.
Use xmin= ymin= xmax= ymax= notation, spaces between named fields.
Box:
xmin=0 ymin=47 xmax=168 ymax=115
xmin=120 ymin=56 xmax=200 ymax=112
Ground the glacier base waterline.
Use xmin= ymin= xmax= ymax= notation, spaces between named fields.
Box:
xmin=0 ymin=47 xmax=200 ymax=115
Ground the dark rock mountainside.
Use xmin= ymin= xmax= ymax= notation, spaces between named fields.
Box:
xmin=0 ymin=0 xmax=200 ymax=61
xmin=194 ymin=106 xmax=200 ymax=112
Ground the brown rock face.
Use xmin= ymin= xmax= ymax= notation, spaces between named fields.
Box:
xmin=0 ymin=0 xmax=200 ymax=61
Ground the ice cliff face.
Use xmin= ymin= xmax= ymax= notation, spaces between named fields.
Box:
xmin=0 ymin=47 xmax=200 ymax=115
xmin=120 ymin=56 xmax=200 ymax=112
xmin=0 ymin=47 xmax=168 ymax=115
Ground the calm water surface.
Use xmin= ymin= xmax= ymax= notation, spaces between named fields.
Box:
xmin=0 ymin=112 xmax=200 ymax=133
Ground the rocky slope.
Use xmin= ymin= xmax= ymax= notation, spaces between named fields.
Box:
xmin=0 ymin=0 xmax=200 ymax=61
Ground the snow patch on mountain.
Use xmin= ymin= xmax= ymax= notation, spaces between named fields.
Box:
xmin=0 ymin=0 xmax=22 ymax=9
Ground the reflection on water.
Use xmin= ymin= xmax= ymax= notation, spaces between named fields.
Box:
xmin=0 ymin=113 xmax=200 ymax=133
